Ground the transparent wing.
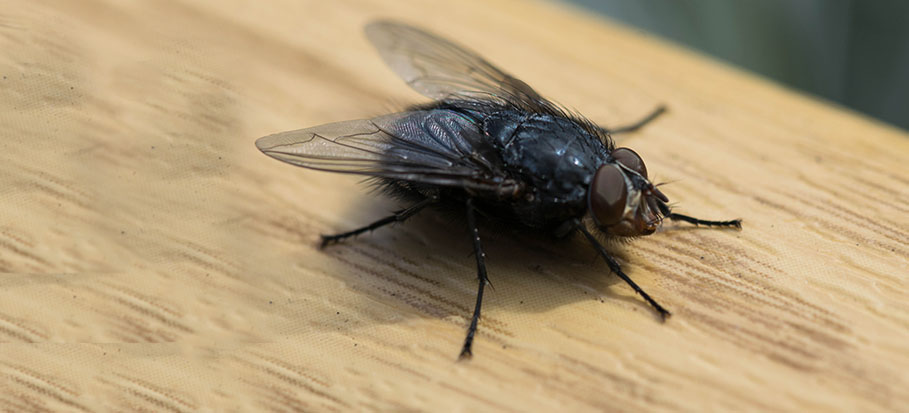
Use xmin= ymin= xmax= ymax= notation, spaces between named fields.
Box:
xmin=256 ymin=110 xmax=516 ymax=192
xmin=365 ymin=20 xmax=550 ymax=110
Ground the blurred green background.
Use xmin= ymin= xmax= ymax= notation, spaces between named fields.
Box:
xmin=571 ymin=0 xmax=908 ymax=131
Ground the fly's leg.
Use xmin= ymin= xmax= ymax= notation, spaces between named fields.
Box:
xmin=459 ymin=198 xmax=489 ymax=360
xmin=320 ymin=196 xmax=437 ymax=248
xmin=577 ymin=222 xmax=671 ymax=320
xmin=605 ymin=105 xmax=667 ymax=134
xmin=667 ymin=213 xmax=742 ymax=229
xmin=655 ymin=202 xmax=742 ymax=229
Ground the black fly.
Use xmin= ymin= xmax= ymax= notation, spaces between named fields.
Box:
xmin=256 ymin=21 xmax=742 ymax=359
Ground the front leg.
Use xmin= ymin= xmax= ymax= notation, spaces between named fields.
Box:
xmin=668 ymin=213 xmax=742 ymax=229
xmin=577 ymin=222 xmax=671 ymax=320
xmin=656 ymin=201 xmax=742 ymax=229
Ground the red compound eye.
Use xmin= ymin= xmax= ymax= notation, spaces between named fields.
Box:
xmin=589 ymin=164 xmax=627 ymax=227
xmin=612 ymin=147 xmax=647 ymax=178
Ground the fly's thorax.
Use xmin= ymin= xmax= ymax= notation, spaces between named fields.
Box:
xmin=587 ymin=147 xmax=667 ymax=237
xmin=485 ymin=110 xmax=606 ymax=201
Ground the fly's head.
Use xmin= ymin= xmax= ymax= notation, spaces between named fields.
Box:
xmin=588 ymin=148 xmax=669 ymax=237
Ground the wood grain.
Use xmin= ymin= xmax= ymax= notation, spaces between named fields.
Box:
xmin=1 ymin=0 xmax=907 ymax=411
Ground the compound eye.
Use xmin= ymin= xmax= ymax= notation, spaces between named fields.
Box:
xmin=589 ymin=164 xmax=628 ymax=227
xmin=612 ymin=147 xmax=647 ymax=178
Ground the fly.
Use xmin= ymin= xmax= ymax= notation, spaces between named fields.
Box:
xmin=256 ymin=21 xmax=742 ymax=359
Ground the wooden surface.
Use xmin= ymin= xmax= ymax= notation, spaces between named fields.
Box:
xmin=1 ymin=0 xmax=907 ymax=411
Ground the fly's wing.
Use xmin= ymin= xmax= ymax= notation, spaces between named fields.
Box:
xmin=256 ymin=110 xmax=516 ymax=193
xmin=365 ymin=20 xmax=552 ymax=111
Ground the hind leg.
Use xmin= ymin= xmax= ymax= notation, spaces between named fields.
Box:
xmin=320 ymin=196 xmax=437 ymax=248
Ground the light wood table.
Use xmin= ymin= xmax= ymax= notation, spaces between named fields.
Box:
xmin=1 ymin=1 xmax=907 ymax=411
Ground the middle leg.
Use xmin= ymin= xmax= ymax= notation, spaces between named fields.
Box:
xmin=459 ymin=198 xmax=489 ymax=360
xmin=605 ymin=105 xmax=667 ymax=134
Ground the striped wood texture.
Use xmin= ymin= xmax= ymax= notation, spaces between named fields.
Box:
xmin=1 ymin=0 xmax=907 ymax=411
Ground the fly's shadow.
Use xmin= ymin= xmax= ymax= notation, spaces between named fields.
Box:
xmin=315 ymin=199 xmax=649 ymax=322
